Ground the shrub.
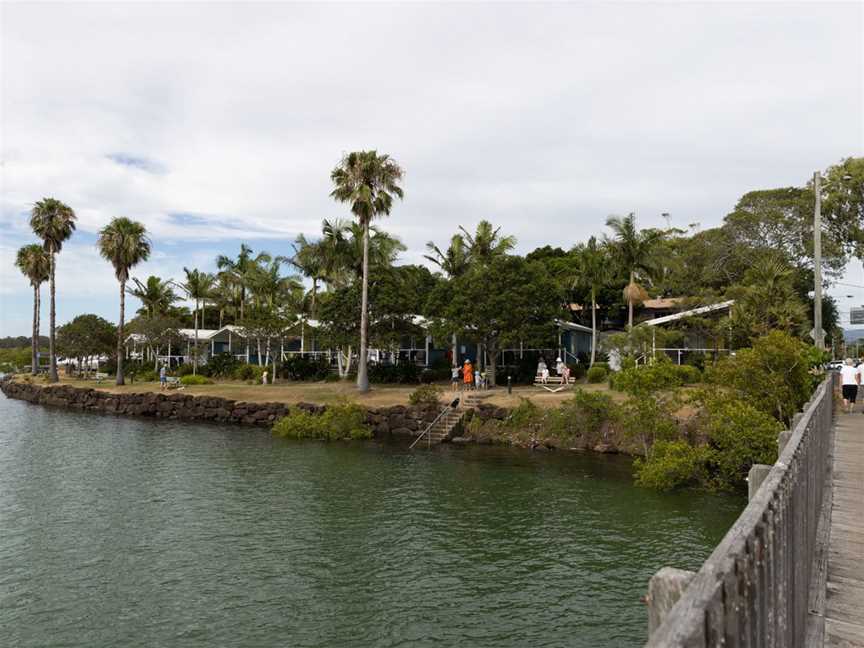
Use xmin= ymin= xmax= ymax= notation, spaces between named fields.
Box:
xmin=207 ymin=353 xmax=241 ymax=378
xmin=570 ymin=363 xmax=586 ymax=380
xmin=698 ymin=390 xmax=782 ymax=491
xmin=409 ymin=384 xmax=443 ymax=407
xmin=675 ymin=364 xmax=702 ymax=385
xmin=181 ymin=374 xmax=212 ymax=385
xmin=504 ymin=398 xmax=544 ymax=431
xmin=234 ymin=363 xmax=265 ymax=382
xmin=611 ymin=359 xmax=683 ymax=395
xmin=177 ymin=363 xmax=195 ymax=377
xmin=420 ymin=367 xmax=451 ymax=383
xmin=619 ymin=394 xmax=680 ymax=456
xmin=279 ymin=355 xmax=331 ymax=381
xmin=586 ymin=366 xmax=608 ymax=383
xmin=706 ymin=331 xmax=813 ymax=424
xmin=272 ymin=399 xmax=372 ymax=441
xmin=634 ymin=441 xmax=711 ymax=491
xmin=549 ymin=389 xmax=619 ymax=441
xmin=138 ymin=369 xmax=157 ymax=382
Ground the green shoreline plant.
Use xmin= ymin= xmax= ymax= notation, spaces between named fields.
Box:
xmin=272 ymin=399 xmax=372 ymax=441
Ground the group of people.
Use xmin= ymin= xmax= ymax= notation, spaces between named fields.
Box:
xmin=450 ymin=359 xmax=487 ymax=391
xmin=536 ymin=357 xmax=570 ymax=384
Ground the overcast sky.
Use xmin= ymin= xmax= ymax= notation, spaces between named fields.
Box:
xmin=1 ymin=1 xmax=862 ymax=336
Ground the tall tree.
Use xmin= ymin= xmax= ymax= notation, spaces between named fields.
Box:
xmin=14 ymin=244 xmax=50 ymax=374
xmin=605 ymin=213 xmax=663 ymax=328
xmin=572 ymin=236 xmax=608 ymax=366
xmin=29 ymin=198 xmax=77 ymax=382
xmin=56 ymin=314 xmax=116 ymax=377
xmin=98 ymin=217 xmax=151 ymax=385
xmin=291 ymin=234 xmax=326 ymax=318
xmin=330 ymin=150 xmax=405 ymax=392
xmin=181 ymin=268 xmax=215 ymax=374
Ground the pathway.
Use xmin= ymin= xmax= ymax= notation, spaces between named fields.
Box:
xmin=823 ymin=411 xmax=864 ymax=647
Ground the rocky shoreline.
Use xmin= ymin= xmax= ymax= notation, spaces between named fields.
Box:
xmin=0 ymin=378 xmax=511 ymax=442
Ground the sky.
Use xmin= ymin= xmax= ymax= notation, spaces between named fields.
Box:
xmin=1 ymin=1 xmax=862 ymax=337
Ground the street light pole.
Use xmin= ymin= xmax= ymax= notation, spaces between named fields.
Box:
xmin=813 ymin=171 xmax=825 ymax=350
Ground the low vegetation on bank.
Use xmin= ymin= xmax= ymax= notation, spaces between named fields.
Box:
xmin=271 ymin=399 xmax=373 ymax=441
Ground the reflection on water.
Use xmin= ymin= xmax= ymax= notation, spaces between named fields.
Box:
xmin=0 ymin=394 xmax=742 ymax=647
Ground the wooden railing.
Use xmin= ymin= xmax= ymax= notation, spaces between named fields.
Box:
xmin=645 ymin=375 xmax=835 ymax=647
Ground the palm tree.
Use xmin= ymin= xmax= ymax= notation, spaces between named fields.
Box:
xmin=459 ymin=220 xmax=516 ymax=263
xmin=98 ymin=217 xmax=151 ymax=385
xmin=181 ymin=268 xmax=216 ymax=374
xmin=216 ymin=244 xmax=270 ymax=322
xmin=424 ymin=234 xmax=470 ymax=278
xmin=30 ymin=198 xmax=77 ymax=382
xmin=605 ymin=213 xmax=663 ymax=328
xmin=291 ymin=234 xmax=326 ymax=318
xmin=572 ymin=236 xmax=608 ymax=367
xmin=330 ymin=150 xmax=405 ymax=392
xmin=127 ymin=276 xmax=179 ymax=318
xmin=14 ymin=244 xmax=51 ymax=374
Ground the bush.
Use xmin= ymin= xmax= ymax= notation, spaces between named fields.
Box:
xmin=181 ymin=374 xmax=212 ymax=385
xmin=234 ymin=363 xmax=265 ymax=382
xmin=504 ymin=398 xmax=544 ymax=431
xmin=279 ymin=355 xmax=331 ymax=381
xmin=675 ymin=364 xmax=702 ymax=385
xmin=610 ymin=359 xmax=683 ymax=394
xmin=586 ymin=366 xmax=608 ymax=383
xmin=409 ymin=384 xmax=443 ymax=407
xmin=207 ymin=353 xmax=241 ymax=378
xmin=177 ymin=363 xmax=195 ymax=377
xmin=634 ymin=441 xmax=711 ymax=491
xmin=548 ymin=388 xmax=619 ymax=441
xmin=420 ymin=367 xmax=451 ymax=383
xmin=619 ymin=394 xmax=680 ymax=456
xmin=138 ymin=369 xmax=157 ymax=382
xmin=706 ymin=331 xmax=813 ymax=424
xmin=698 ymin=390 xmax=782 ymax=491
xmin=368 ymin=362 xmax=421 ymax=384
xmin=272 ymin=399 xmax=372 ymax=441
xmin=570 ymin=363 xmax=586 ymax=380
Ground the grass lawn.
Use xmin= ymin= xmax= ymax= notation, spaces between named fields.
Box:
xmin=46 ymin=375 xmax=620 ymax=409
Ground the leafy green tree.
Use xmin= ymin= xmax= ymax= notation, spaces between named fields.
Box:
xmin=56 ymin=314 xmax=116 ymax=376
xmin=14 ymin=244 xmax=50 ymax=373
xmin=605 ymin=213 xmax=663 ymax=328
xmin=430 ymin=256 xmax=560 ymax=386
xmin=29 ymin=198 xmax=77 ymax=382
xmin=98 ymin=217 xmax=151 ymax=385
xmin=181 ymin=268 xmax=216 ymax=374
xmin=330 ymin=150 xmax=405 ymax=392
xmin=127 ymin=275 xmax=179 ymax=318
xmin=128 ymin=315 xmax=183 ymax=370
xmin=821 ymin=156 xmax=864 ymax=258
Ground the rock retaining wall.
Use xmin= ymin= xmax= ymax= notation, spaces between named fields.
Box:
xmin=0 ymin=379 xmax=505 ymax=439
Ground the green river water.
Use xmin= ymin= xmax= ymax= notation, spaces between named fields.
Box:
xmin=0 ymin=393 xmax=742 ymax=647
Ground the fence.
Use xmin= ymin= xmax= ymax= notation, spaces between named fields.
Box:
xmin=645 ymin=374 xmax=835 ymax=647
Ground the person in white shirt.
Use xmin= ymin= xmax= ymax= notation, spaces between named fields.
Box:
xmin=839 ymin=358 xmax=860 ymax=413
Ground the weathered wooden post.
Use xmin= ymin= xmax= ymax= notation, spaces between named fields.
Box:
xmin=748 ymin=463 xmax=772 ymax=500
xmin=646 ymin=567 xmax=696 ymax=636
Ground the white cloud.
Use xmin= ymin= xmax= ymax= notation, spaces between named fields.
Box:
xmin=1 ymin=1 xmax=862 ymax=335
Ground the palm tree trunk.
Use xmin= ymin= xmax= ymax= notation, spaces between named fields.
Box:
xmin=193 ymin=299 xmax=199 ymax=375
xmin=627 ymin=270 xmax=635 ymax=329
xmin=48 ymin=249 xmax=58 ymax=383
xmin=116 ymin=279 xmax=126 ymax=385
xmin=35 ymin=285 xmax=41 ymax=371
xmin=31 ymin=284 xmax=38 ymax=374
xmin=356 ymin=220 xmax=370 ymax=392
xmin=590 ymin=288 xmax=597 ymax=367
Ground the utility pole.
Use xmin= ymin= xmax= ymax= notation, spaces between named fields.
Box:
xmin=813 ymin=171 xmax=825 ymax=350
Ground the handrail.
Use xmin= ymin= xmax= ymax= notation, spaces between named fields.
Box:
xmin=409 ymin=400 xmax=458 ymax=449
xmin=645 ymin=375 xmax=834 ymax=647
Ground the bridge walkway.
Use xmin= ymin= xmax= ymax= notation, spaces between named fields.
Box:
xmin=823 ymin=411 xmax=864 ymax=647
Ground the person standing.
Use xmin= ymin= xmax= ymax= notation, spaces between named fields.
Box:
xmin=451 ymin=365 xmax=460 ymax=392
xmin=840 ymin=358 xmax=860 ymax=413
xmin=159 ymin=364 xmax=167 ymax=391
xmin=463 ymin=359 xmax=473 ymax=391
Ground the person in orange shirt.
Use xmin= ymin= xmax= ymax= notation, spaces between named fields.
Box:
xmin=462 ymin=359 xmax=474 ymax=390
